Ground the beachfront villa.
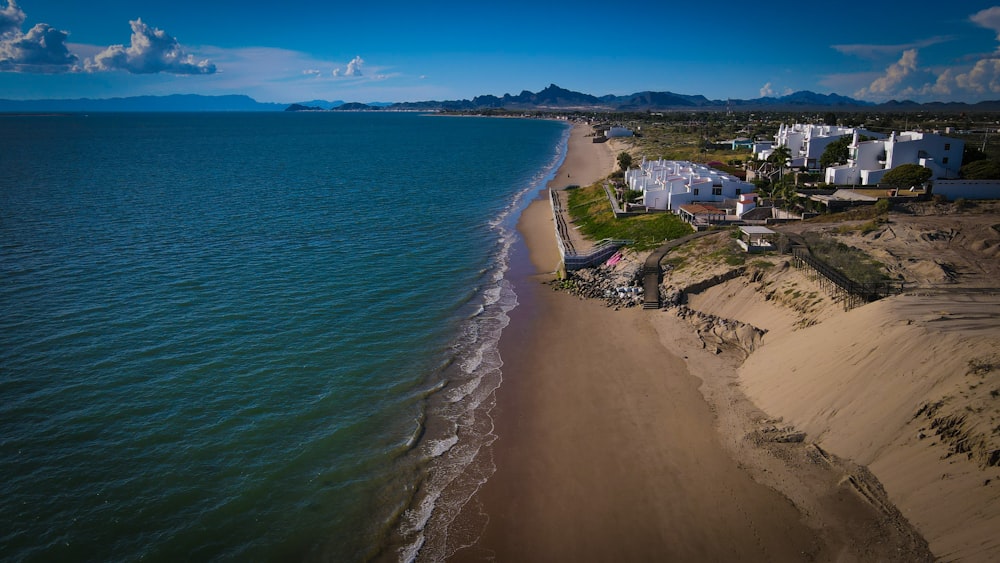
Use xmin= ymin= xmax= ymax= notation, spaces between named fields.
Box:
xmin=756 ymin=123 xmax=885 ymax=171
xmin=824 ymin=130 xmax=965 ymax=186
xmin=625 ymin=158 xmax=755 ymax=212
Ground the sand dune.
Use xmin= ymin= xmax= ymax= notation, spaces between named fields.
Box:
xmin=678 ymin=211 xmax=1000 ymax=561
xmin=740 ymin=293 xmax=1000 ymax=561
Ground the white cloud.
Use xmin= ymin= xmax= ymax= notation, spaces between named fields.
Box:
xmin=854 ymin=47 xmax=1000 ymax=102
xmin=955 ymin=57 xmax=1000 ymax=94
xmin=333 ymin=55 xmax=363 ymax=77
xmin=302 ymin=68 xmax=321 ymax=77
xmin=856 ymin=48 xmax=920 ymax=98
xmin=971 ymin=6 xmax=1000 ymax=41
xmin=758 ymin=83 xmax=793 ymax=98
xmin=0 ymin=1 xmax=78 ymax=72
xmin=87 ymin=19 xmax=215 ymax=75
xmin=832 ymin=36 xmax=953 ymax=60
xmin=850 ymin=6 xmax=1000 ymax=103
xmin=346 ymin=55 xmax=363 ymax=76
xmin=0 ymin=0 xmax=25 ymax=37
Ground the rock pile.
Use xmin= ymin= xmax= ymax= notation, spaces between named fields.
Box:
xmin=551 ymin=258 xmax=644 ymax=308
xmin=670 ymin=305 xmax=767 ymax=357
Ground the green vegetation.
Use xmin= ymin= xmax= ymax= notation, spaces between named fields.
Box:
xmin=803 ymin=232 xmax=890 ymax=283
xmin=960 ymin=158 xmax=1000 ymax=179
xmin=617 ymin=151 xmax=633 ymax=173
xmin=874 ymin=198 xmax=892 ymax=215
xmin=819 ymin=134 xmax=873 ymax=169
xmin=663 ymin=255 xmax=687 ymax=270
xmin=566 ymin=182 xmax=692 ymax=250
xmin=881 ymin=163 xmax=933 ymax=189
xmin=704 ymin=239 xmax=748 ymax=266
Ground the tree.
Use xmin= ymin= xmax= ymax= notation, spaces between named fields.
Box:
xmin=880 ymin=164 xmax=932 ymax=189
xmin=823 ymin=112 xmax=838 ymax=126
xmin=819 ymin=135 xmax=852 ymax=170
xmin=768 ymin=145 xmax=792 ymax=183
xmin=961 ymin=158 xmax=1000 ymax=179
xmin=962 ymin=146 xmax=989 ymax=166
xmin=617 ymin=151 xmax=633 ymax=173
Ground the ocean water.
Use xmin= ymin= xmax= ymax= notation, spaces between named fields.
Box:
xmin=0 ymin=112 xmax=568 ymax=561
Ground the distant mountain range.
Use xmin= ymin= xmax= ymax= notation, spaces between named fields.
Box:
xmin=4 ymin=84 xmax=1000 ymax=113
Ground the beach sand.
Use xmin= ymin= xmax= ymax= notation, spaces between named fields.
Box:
xmin=444 ymin=126 xmax=822 ymax=561
xmin=445 ymin=123 xmax=939 ymax=562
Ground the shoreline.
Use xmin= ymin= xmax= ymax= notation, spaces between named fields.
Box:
xmin=448 ymin=124 xmax=823 ymax=560
xmin=446 ymin=126 xmax=827 ymax=561
xmin=443 ymin=123 xmax=935 ymax=561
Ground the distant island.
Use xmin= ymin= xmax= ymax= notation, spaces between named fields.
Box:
xmin=5 ymin=84 xmax=1000 ymax=113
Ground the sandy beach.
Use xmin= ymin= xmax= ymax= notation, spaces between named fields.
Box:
xmin=450 ymin=124 xmax=824 ymax=561
xmin=442 ymin=123 xmax=954 ymax=562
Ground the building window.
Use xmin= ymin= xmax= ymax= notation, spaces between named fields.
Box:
xmin=712 ymin=187 xmax=722 ymax=196
xmin=943 ymin=157 xmax=949 ymax=164
xmin=693 ymin=188 xmax=699 ymax=196
xmin=944 ymin=143 xmax=951 ymax=150
xmin=736 ymin=189 xmax=742 ymax=196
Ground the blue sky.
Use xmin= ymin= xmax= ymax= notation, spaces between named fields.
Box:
xmin=4 ymin=0 xmax=1000 ymax=104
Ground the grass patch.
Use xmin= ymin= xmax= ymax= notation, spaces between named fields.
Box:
xmin=809 ymin=204 xmax=882 ymax=224
xmin=663 ymin=256 xmax=687 ymax=270
xmin=751 ymin=260 xmax=775 ymax=270
xmin=567 ymin=182 xmax=693 ymax=250
xmin=803 ymin=232 xmax=890 ymax=284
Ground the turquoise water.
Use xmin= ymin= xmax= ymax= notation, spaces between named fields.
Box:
xmin=0 ymin=113 xmax=568 ymax=561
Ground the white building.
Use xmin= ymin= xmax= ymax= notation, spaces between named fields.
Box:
xmin=825 ymin=131 xmax=964 ymax=186
xmin=606 ymin=126 xmax=634 ymax=138
xmin=756 ymin=123 xmax=885 ymax=170
xmin=625 ymin=158 xmax=755 ymax=212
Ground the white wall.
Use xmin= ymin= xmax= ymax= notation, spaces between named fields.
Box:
xmin=932 ymin=180 xmax=1000 ymax=200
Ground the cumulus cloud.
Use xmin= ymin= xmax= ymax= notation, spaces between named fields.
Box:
xmin=955 ymin=57 xmax=1000 ymax=94
xmin=0 ymin=0 xmax=25 ymax=37
xmin=333 ymin=55 xmax=363 ymax=77
xmin=854 ymin=47 xmax=1000 ymax=101
xmin=0 ymin=0 xmax=78 ymax=72
xmin=87 ymin=19 xmax=215 ymax=74
xmin=856 ymin=49 xmax=921 ymax=98
xmin=849 ymin=6 xmax=1000 ymax=102
xmin=758 ymin=83 xmax=792 ymax=97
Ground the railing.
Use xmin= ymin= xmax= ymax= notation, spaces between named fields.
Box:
xmin=563 ymin=238 xmax=632 ymax=270
xmin=549 ymin=189 xmax=634 ymax=271
xmin=792 ymin=246 xmax=903 ymax=309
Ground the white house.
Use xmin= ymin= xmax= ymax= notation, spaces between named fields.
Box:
xmin=757 ymin=123 xmax=885 ymax=170
xmin=825 ymin=130 xmax=964 ymax=186
xmin=736 ymin=192 xmax=758 ymax=216
xmin=606 ymin=126 xmax=634 ymax=138
xmin=625 ymin=158 xmax=755 ymax=212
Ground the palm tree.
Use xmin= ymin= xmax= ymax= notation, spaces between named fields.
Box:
xmin=767 ymin=145 xmax=792 ymax=188
xmin=617 ymin=151 xmax=633 ymax=173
